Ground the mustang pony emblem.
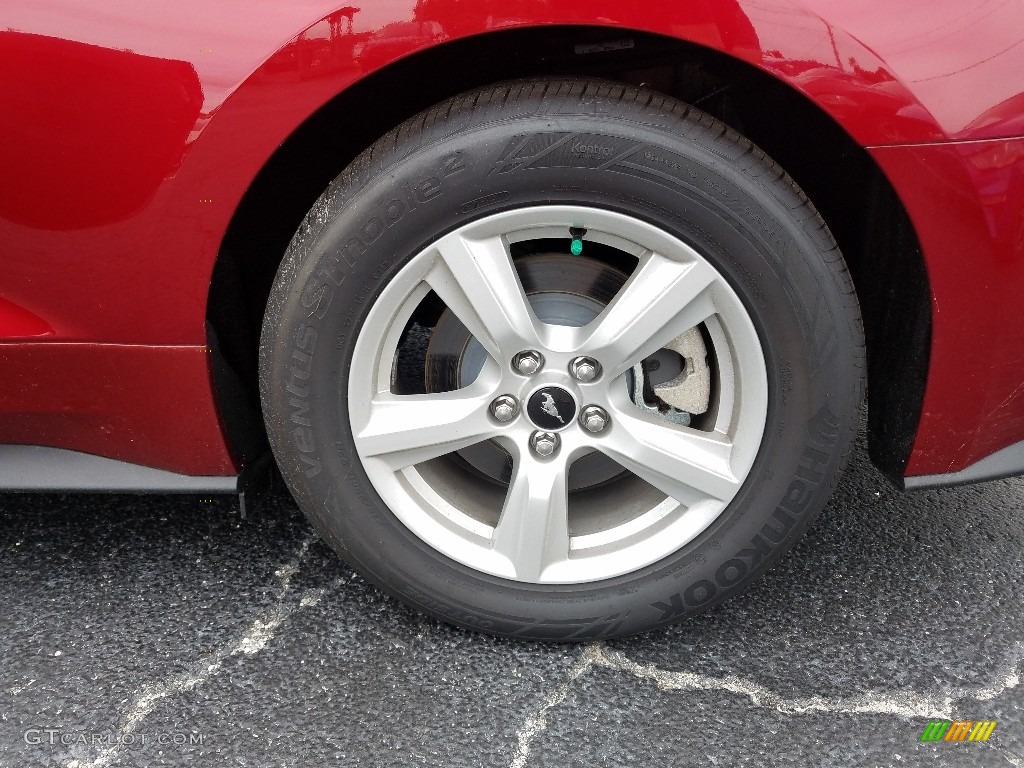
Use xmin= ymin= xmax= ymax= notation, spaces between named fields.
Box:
xmin=540 ymin=393 xmax=565 ymax=424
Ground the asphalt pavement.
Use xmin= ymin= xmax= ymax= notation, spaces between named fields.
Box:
xmin=2 ymin=429 xmax=1022 ymax=768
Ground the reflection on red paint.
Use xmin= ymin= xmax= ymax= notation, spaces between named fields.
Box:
xmin=0 ymin=32 xmax=202 ymax=230
xmin=963 ymin=93 xmax=1024 ymax=145
xmin=0 ymin=296 xmax=53 ymax=338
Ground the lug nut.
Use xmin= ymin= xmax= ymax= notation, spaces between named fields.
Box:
xmin=530 ymin=431 xmax=559 ymax=457
xmin=569 ymin=356 xmax=601 ymax=382
xmin=512 ymin=350 xmax=544 ymax=375
xmin=579 ymin=405 xmax=610 ymax=433
xmin=490 ymin=395 xmax=519 ymax=422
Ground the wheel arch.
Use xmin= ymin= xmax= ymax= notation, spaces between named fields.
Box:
xmin=207 ymin=24 xmax=930 ymax=482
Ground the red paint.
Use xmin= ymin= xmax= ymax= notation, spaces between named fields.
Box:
xmin=0 ymin=33 xmax=203 ymax=231
xmin=872 ymin=137 xmax=1024 ymax=474
xmin=0 ymin=297 xmax=53 ymax=338
xmin=0 ymin=345 xmax=235 ymax=475
xmin=1 ymin=0 xmax=1023 ymax=477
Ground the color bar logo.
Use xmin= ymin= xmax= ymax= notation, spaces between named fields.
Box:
xmin=920 ymin=720 xmax=997 ymax=742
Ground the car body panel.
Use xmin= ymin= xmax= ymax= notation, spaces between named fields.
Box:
xmin=1 ymin=0 xmax=1023 ymax=477
xmin=0 ymin=344 xmax=235 ymax=474
xmin=871 ymin=137 xmax=1024 ymax=475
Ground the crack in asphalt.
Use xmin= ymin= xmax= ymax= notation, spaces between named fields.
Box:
xmin=509 ymin=643 xmax=601 ymax=768
xmin=37 ymin=525 xmax=1019 ymax=768
xmin=64 ymin=533 xmax=326 ymax=768
xmin=508 ymin=641 xmax=1023 ymax=767
xmin=997 ymin=747 xmax=1024 ymax=768
xmin=593 ymin=643 xmax=1023 ymax=719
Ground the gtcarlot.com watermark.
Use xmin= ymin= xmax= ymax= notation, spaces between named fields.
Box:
xmin=24 ymin=729 xmax=206 ymax=748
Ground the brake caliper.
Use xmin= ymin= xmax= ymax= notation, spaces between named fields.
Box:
xmin=630 ymin=327 xmax=711 ymax=426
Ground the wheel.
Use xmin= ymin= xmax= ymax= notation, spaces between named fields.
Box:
xmin=259 ymin=80 xmax=864 ymax=640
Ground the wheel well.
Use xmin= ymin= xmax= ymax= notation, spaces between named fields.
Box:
xmin=209 ymin=25 xmax=929 ymax=481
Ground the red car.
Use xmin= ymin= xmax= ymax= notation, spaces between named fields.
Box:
xmin=2 ymin=0 xmax=1022 ymax=639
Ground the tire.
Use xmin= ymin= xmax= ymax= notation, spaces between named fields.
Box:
xmin=259 ymin=79 xmax=864 ymax=640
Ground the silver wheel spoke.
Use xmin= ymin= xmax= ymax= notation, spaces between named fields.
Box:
xmin=491 ymin=452 xmax=570 ymax=582
xmin=583 ymin=253 xmax=718 ymax=379
xmin=426 ymin=232 xmax=541 ymax=360
xmin=350 ymin=205 xmax=767 ymax=584
xmin=355 ymin=385 xmax=501 ymax=471
xmin=600 ymin=411 xmax=740 ymax=506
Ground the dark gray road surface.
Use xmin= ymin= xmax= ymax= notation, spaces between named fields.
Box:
xmin=2 ymin=432 xmax=1022 ymax=767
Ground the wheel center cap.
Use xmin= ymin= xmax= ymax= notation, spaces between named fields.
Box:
xmin=527 ymin=387 xmax=577 ymax=431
